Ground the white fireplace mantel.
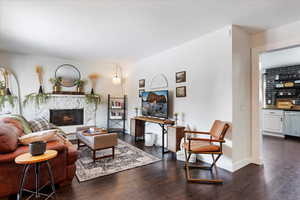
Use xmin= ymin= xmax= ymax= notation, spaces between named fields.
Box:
xmin=23 ymin=94 xmax=96 ymax=134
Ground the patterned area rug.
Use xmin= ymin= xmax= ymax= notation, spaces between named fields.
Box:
xmin=75 ymin=139 xmax=161 ymax=182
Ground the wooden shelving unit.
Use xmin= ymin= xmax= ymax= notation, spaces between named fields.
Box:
xmin=107 ymin=94 xmax=126 ymax=134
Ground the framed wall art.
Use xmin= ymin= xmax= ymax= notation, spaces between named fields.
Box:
xmin=176 ymin=71 xmax=186 ymax=83
xmin=139 ymin=79 xmax=145 ymax=88
xmin=176 ymin=86 xmax=186 ymax=97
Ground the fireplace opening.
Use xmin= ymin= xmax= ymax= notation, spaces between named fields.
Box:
xmin=50 ymin=109 xmax=84 ymax=126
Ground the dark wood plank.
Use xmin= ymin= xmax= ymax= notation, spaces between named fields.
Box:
xmin=16 ymin=134 xmax=300 ymax=200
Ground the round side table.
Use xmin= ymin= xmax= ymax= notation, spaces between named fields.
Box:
xmin=15 ymin=150 xmax=58 ymax=200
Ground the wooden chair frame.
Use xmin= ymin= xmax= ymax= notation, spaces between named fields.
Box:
xmin=184 ymin=124 xmax=229 ymax=184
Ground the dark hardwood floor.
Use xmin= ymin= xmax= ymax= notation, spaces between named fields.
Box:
xmin=55 ymin=135 xmax=300 ymax=199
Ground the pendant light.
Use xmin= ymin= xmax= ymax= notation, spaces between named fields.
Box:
xmin=112 ymin=64 xmax=121 ymax=85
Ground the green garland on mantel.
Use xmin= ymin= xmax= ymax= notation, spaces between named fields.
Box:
xmin=0 ymin=95 xmax=17 ymax=110
xmin=85 ymin=94 xmax=101 ymax=110
xmin=23 ymin=92 xmax=102 ymax=110
xmin=23 ymin=93 xmax=51 ymax=107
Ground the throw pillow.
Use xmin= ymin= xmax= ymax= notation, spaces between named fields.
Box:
xmin=29 ymin=117 xmax=56 ymax=132
xmin=19 ymin=129 xmax=58 ymax=145
xmin=0 ymin=122 xmax=20 ymax=153
xmin=0 ymin=114 xmax=32 ymax=134
xmin=0 ymin=118 xmax=24 ymax=136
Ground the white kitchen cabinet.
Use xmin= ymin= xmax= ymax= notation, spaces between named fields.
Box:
xmin=283 ymin=111 xmax=300 ymax=137
xmin=262 ymin=109 xmax=284 ymax=134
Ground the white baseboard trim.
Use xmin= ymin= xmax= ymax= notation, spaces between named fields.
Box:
xmin=233 ymin=158 xmax=252 ymax=171
xmin=263 ymin=132 xmax=284 ymax=138
xmin=251 ymin=156 xmax=264 ymax=165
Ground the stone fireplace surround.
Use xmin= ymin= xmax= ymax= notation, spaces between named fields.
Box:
xmin=24 ymin=94 xmax=96 ymax=136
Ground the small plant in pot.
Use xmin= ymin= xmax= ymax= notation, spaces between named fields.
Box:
xmin=74 ymin=80 xmax=85 ymax=93
xmin=50 ymin=77 xmax=62 ymax=93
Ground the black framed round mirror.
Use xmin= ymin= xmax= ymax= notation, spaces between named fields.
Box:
xmin=55 ymin=64 xmax=81 ymax=87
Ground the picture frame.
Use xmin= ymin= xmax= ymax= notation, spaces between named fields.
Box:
xmin=139 ymin=89 xmax=145 ymax=97
xmin=176 ymin=86 xmax=186 ymax=97
xmin=176 ymin=71 xmax=186 ymax=83
xmin=139 ymin=79 xmax=145 ymax=88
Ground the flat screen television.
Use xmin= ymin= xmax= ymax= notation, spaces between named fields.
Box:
xmin=141 ymin=90 xmax=168 ymax=119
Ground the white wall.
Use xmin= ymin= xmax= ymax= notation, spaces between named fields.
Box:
xmin=0 ymin=51 xmax=124 ymax=128
xmin=232 ymin=26 xmax=251 ymax=169
xmin=252 ymin=20 xmax=300 ymax=48
xmin=124 ymin=26 xmax=234 ymax=171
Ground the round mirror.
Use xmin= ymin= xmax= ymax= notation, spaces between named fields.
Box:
xmin=55 ymin=64 xmax=81 ymax=87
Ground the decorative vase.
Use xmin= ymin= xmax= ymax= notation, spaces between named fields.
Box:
xmin=53 ymin=85 xmax=60 ymax=93
xmin=38 ymin=85 xmax=44 ymax=94
xmin=29 ymin=141 xmax=46 ymax=156
xmin=0 ymin=89 xmax=5 ymax=96
xmin=174 ymin=114 xmax=178 ymax=126
xmin=6 ymin=88 xmax=11 ymax=96
xmin=91 ymin=88 xmax=94 ymax=95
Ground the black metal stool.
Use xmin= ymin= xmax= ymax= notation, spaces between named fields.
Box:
xmin=15 ymin=150 xmax=58 ymax=200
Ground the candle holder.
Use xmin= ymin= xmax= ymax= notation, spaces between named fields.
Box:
xmin=134 ymin=107 xmax=139 ymax=117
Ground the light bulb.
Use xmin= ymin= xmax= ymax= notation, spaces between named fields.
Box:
xmin=112 ymin=75 xmax=121 ymax=85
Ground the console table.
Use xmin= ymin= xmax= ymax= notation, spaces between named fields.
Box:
xmin=130 ymin=116 xmax=175 ymax=156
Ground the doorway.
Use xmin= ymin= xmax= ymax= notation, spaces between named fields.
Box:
xmin=252 ymin=44 xmax=300 ymax=165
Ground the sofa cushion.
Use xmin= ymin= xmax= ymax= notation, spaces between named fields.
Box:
xmin=19 ymin=129 xmax=58 ymax=145
xmin=0 ymin=123 xmax=20 ymax=153
xmin=29 ymin=117 xmax=56 ymax=132
xmin=0 ymin=118 xmax=24 ymax=136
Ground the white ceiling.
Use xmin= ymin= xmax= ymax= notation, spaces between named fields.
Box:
xmin=1 ymin=0 xmax=300 ymax=62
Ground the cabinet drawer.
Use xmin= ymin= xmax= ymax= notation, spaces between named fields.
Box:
xmin=263 ymin=109 xmax=284 ymax=116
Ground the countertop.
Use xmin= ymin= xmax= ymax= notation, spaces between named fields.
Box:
xmin=263 ymin=107 xmax=300 ymax=111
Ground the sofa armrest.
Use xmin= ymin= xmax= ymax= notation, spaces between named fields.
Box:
xmin=0 ymin=140 xmax=66 ymax=163
xmin=64 ymin=140 xmax=78 ymax=165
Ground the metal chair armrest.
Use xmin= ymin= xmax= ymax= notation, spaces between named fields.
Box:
xmin=187 ymin=137 xmax=225 ymax=143
xmin=184 ymin=131 xmax=210 ymax=135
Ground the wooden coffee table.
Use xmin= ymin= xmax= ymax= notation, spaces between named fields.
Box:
xmin=15 ymin=150 xmax=58 ymax=200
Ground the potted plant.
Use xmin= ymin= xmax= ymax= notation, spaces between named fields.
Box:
xmin=50 ymin=77 xmax=62 ymax=93
xmin=74 ymin=80 xmax=85 ymax=93
xmin=0 ymin=80 xmax=5 ymax=96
